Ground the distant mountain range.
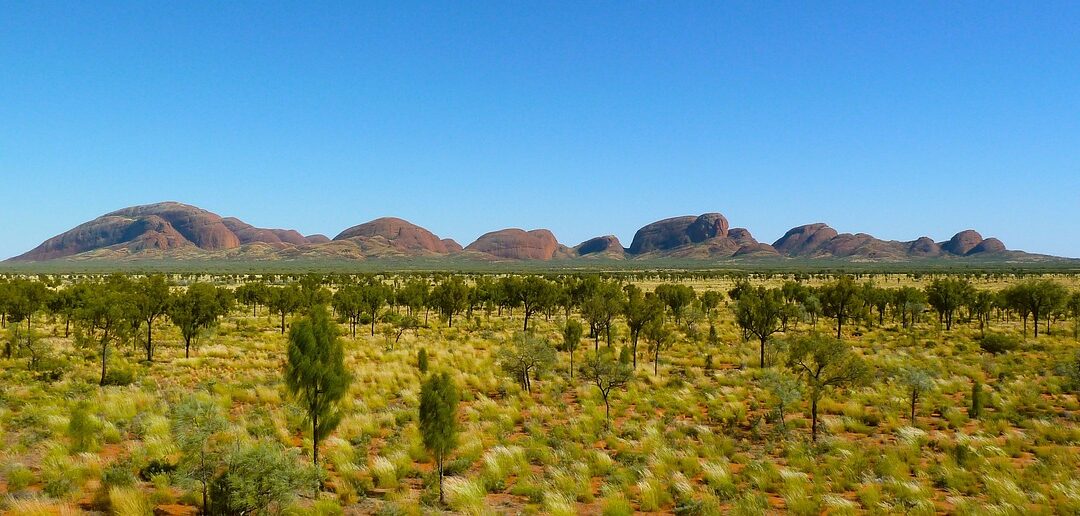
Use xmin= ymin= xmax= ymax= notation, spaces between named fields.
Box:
xmin=5 ymin=202 xmax=1065 ymax=264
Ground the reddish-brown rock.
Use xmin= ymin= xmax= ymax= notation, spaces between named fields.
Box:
xmin=305 ymin=234 xmax=331 ymax=244
xmin=772 ymin=223 xmax=839 ymax=256
xmin=12 ymin=202 xmax=241 ymax=261
xmin=334 ymin=217 xmax=453 ymax=254
xmin=466 ymin=229 xmax=560 ymax=260
xmin=575 ymin=235 xmax=625 ymax=257
xmin=108 ymin=203 xmax=240 ymax=250
xmin=734 ymin=243 xmax=780 ymax=257
xmin=727 ymin=228 xmax=758 ymax=247
xmin=941 ymin=230 xmax=984 ymax=255
xmin=441 ymin=239 xmax=464 ymax=253
xmin=222 ymin=217 xmax=308 ymax=246
xmin=628 ymin=213 xmax=729 ymax=254
xmin=968 ymin=237 xmax=1006 ymax=255
xmin=908 ymin=237 xmax=943 ymax=257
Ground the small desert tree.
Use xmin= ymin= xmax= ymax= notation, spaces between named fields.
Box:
xmin=1068 ymin=292 xmax=1080 ymax=340
xmin=169 ymin=283 xmax=230 ymax=358
xmin=643 ymin=318 xmax=674 ymax=376
xmin=267 ymin=285 xmax=303 ymax=334
xmin=898 ymin=367 xmax=935 ymax=425
xmin=76 ymin=278 xmax=134 ymax=386
xmin=654 ymin=283 xmax=695 ymax=324
xmin=210 ymin=439 xmax=317 ymax=515
xmin=419 ymin=372 xmax=459 ymax=505
xmin=133 ymin=274 xmax=172 ymax=362
xmin=497 ymin=332 xmax=557 ymax=394
xmin=925 ymin=278 xmax=974 ymax=331
xmin=820 ymin=276 xmax=861 ymax=340
xmin=332 ymin=285 xmax=364 ymax=339
xmin=360 ymin=280 xmax=390 ymax=336
xmin=517 ymin=275 xmax=556 ymax=332
xmin=172 ymin=393 xmax=228 ymax=512
xmin=430 ymin=277 xmax=470 ymax=327
xmin=786 ymin=334 xmax=869 ymax=441
xmin=761 ymin=370 xmax=801 ymax=435
xmin=734 ymin=286 xmax=785 ymax=368
xmin=579 ymin=348 xmax=633 ymax=428
xmin=285 ymin=306 xmax=352 ymax=467
xmin=623 ymin=285 xmax=663 ymax=369
xmin=563 ymin=319 xmax=583 ymax=380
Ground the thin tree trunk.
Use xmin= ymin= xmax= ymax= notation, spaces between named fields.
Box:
xmin=438 ymin=459 xmax=445 ymax=505
xmin=759 ymin=337 xmax=766 ymax=368
xmin=100 ymin=336 xmax=109 ymax=386
xmin=146 ymin=319 xmax=153 ymax=362
xmin=313 ymin=411 xmax=319 ymax=466
xmin=910 ymin=392 xmax=917 ymax=424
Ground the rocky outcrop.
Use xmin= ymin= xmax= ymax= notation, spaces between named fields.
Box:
xmin=9 ymin=203 xmax=1037 ymax=263
xmin=772 ymin=224 xmax=839 ymax=256
xmin=441 ymin=239 xmax=464 ymax=253
xmin=628 ymin=213 xmax=729 ymax=254
xmin=968 ymin=237 xmax=1006 ymax=255
xmin=334 ymin=217 xmax=454 ymax=254
xmin=734 ymin=243 xmax=780 ymax=257
xmin=908 ymin=237 xmax=943 ymax=257
xmin=12 ymin=202 xmax=241 ymax=261
xmin=575 ymin=235 xmax=625 ymax=257
xmin=941 ymin=230 xmax=985 ymax=256
xmin=222 ymin=217 xmax=309 ymax=246
xmin=466 ymin=229 xmax=561 ymax=260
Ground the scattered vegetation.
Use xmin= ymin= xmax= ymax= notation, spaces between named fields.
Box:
xmin=0 ymin=270 xmax=1078 ymax=513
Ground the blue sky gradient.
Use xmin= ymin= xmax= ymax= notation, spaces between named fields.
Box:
xmin=2 ymin=2 xmax=1079 ymax=259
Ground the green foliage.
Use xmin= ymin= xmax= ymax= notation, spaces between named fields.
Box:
xmin=285 ymin=306 xmax=352 ymax=466
xmin=67 ymin=400 xmax=99 ymax=452
xmin=925 ymin=278 xmax=974 ymax=331
xmin=208 ymin=439 xmax=319 ymax=515
xmin=417 ymin=347 xmax=429 ymax=374
xmin=979 ymin=333 xmax=1019 ymax=355
xmin=496 ymin=332 xmax=557 ymax=393
xmin=969 ymin=380 xmax=984 ymax=419
xmin=580 ymin=348 xmax=633 ymax=426
xmin=172 ymin=393 xmax=228 ymax=510
xmin=819 ymin=275 xmax=861 ymax=340
xmin=733 ymin=286 xmax=785 ymax=367
xmin=168 ymin=282 xmax=230 ymax=358
xmin=786 ymin=334 xmax=869 ymax=441
xmin=419 ymin=371 xmax=459 ymax=504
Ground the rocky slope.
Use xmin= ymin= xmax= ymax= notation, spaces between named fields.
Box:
xmin=334 ymin=217 xmax=459 ymax=256
xmin=8 ymin=202 xmax=1052 ymax=263
xmin=464 ymin=229 xmax=572 ymax=260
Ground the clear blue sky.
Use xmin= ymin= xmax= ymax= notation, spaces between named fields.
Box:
xmin=2 ymin=2 xmax=1079 ymax=259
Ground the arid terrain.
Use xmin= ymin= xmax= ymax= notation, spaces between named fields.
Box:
xmin=1 ymin=271 xmax=1078 ymax=515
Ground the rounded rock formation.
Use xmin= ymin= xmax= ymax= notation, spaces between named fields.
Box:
xmin=908 ymin=237 xmax=943 ymax=257
xmin=941 ymin=230 xmax=984 ymax=256
xmin=772 ymin=223 xmax=839 ymax=256
xmin=968 ymin=237 xmax=1006 ymax=255
xmin=576 ymin=235 xmax=624 ymax=256
xmin=334 ymin=217 xmax=453 ymax=254
xmin=465 ymin=229 xmax=560 ymax=260
xmin=628 ymin=213 xmax=729 ymax=254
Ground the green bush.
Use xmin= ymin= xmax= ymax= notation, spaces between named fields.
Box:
xmin=67 ymin=401 xmax=99 ymax=452
xmin=979 ymin=334 xmax=1018 ymax=355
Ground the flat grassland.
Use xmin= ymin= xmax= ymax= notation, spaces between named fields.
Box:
xmin=1 ymin=272 xmax=1079 ymax=515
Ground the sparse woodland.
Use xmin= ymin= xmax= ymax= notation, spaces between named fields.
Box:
xmin=0 ymin=270 xmax=1078 ymax=515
